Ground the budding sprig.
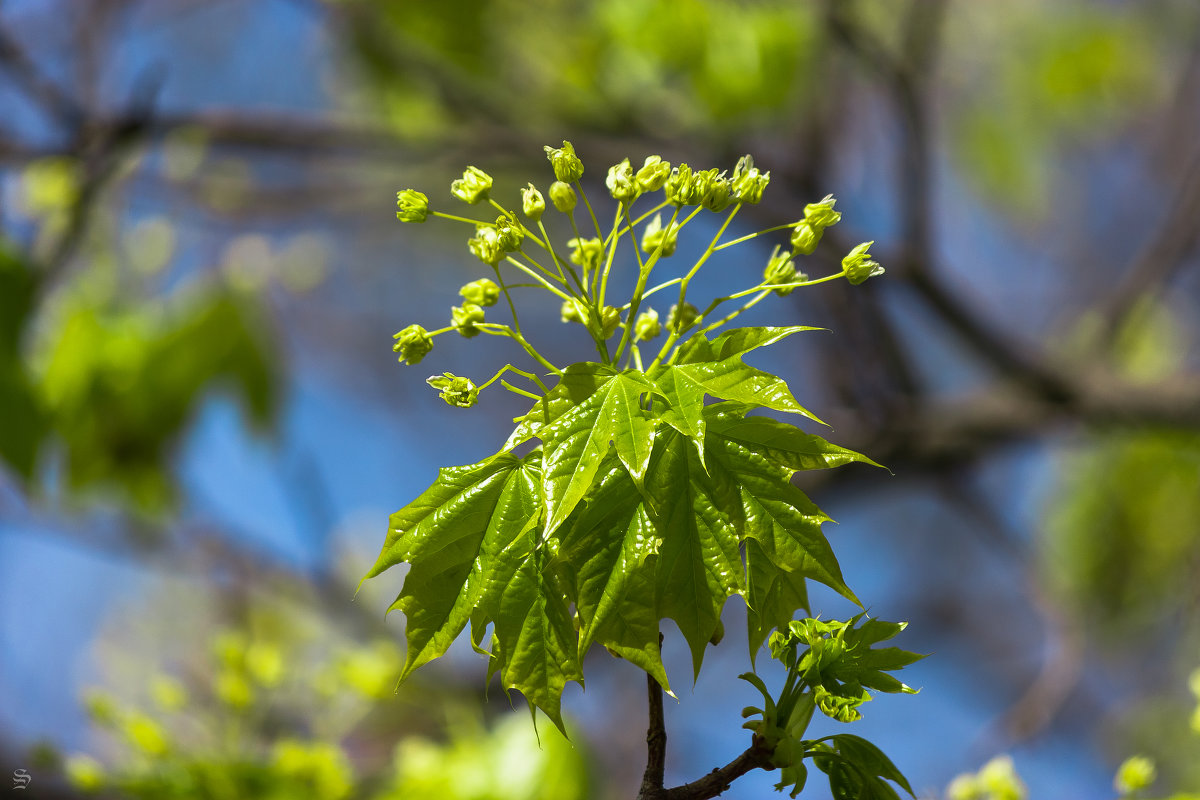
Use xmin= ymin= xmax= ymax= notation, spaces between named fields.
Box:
xmin=392 ymin=142 xmax=884 ymax=408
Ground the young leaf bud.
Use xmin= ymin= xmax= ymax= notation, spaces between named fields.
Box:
xmin=549 ymin=180 xmax=577 ymax=212
xmin=459 ymin=278 xmax=500 ymax=307
xmin=468 ymin=225 xmax=503 ymax=265
xmin=544 ymin=140 xmax=584 ymax=183
xmin=395 ymin=189 xmax=430 ymax=223
xmin=392 ymin=324 xmax=434 ymax=365
xmin=636 ymin=155 xmax=672 ymax=192
xmin=560 ymin=297 xmax=586 ymax=323
xmin=667 ymin=301 xmax=699 ymax=334
xmin=790 ymin=222 xmax=821 ymax=255
xmin=426 ymin=373 xmax=479 ymax=408
xmin=763 ymin=246 xmax=804 ymax=296
xmin=567 ymin=237 xmax=604 ymax=274
xmin=842 ymin=241 xmax=885 ymax=285
xmin=634 ymin=307 xmax=661 ymax=340
xmin=451 ymin=303 xmax=485 ymax=337
xmin=450 ymin=166 xmax=493 ymax=204
xmin=606 ymin=158 xmax=640 ymax=202
xmin=640 ymin=214 xmax=678 ymax=257
xmin=521 ymin=183 xmax=545 ymax=221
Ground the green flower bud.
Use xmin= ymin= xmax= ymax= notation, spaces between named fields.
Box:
xmin=598 ymin=305 xmax=621 ymax=339
xmin=468 ymin=225 xmax=503 ymax=265
xmin=763 ymin=246 xmax=805 ymax=296
xmin=426 ymin=372 xmax=479 ymax=408
xmin=521 ymin=183 xmax=545 ymax=221
xmin=701 ymin=172 xmax=732 ymax=212
xmin=451 ymin=303 xmax=485 ymax=338
xmin=568 ymin=237 xmax=604 ymax=274
xmin=790 ymin=222 xmax=821 ymax=255
xmin=731 ymin=154 xmax=770 ymax=204
xmin=494 ymin=213 xmax=524 ymax=252
xmin=843 ymin=241 xmax=885 ymax=285
xmin=636 ymin=155 xmax=672 ymax=192
xmin=976 ymin=756 xmax=1026 ymax=800
xmin=450 ymin=166 xmax=493 ymax=204
xmin=667 ymin=301 xmax=699 ymax=334
xmin=459 ymin=278 xmax=500 ymax=307
xmin=803 ymin=194 xmax=842 ymax=229
xmin=392 ymin=324 xmax=434 ymax=364
xmin=634 ymin=307 xmax=661 ymax=340
xmin=560 ymin=297 xmax=586 ymax=323
xmin=549 ymin=180 xmax=577 ymax=212
xmin=665 ymin=163 xmax=699 ymax=206
xmin=605 ymin=157 xmax=640 ymax=202
xmin=395 ymin=189 xmax=429 ymax=223
xmin=640 ymin=214 xmax=678 ymax=257
xmin=1114 ymin=756 xmax=1156 ymax=796
xmin=544 ymin=140 xmax=584 ymax=183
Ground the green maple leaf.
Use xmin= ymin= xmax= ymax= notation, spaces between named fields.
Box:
xmin=362 ymin=450 xmax=581 ymax=731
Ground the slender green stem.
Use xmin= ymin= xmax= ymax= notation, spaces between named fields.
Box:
xmin=576 ymin=181 xmax=604 ymax=242
xmin=622 ymin=277 xmax=682 ymax=308
xmin=598 ymin=202 xmax=626 ymax=309
xmin=500 ymin=380 xmax=541 ymax=401
xmin=567 ymin=213 xmax=588 ymax=297
xmin=648 ymin=204 xmax=741 ymax=369
xmin=490 ymin=263 xmax=523 ymax=337
xmin=478 ymin=363 xmax=549 ymax=394
xmin=503 ymin=256 xmax=573 ymax=301
xmin=613 ymin=206 xmax=676 ymax=364
xmin=476 ymin=323 xmax=563 ymax=375
xmin=711 ymin=221 xmax=798 ymax=252
xmin=432 ymin=210 xmax=492 ymax=226
xmin=723 ymin=269 xmax=848 ymax=301
xmin=515 ymin=249 xmax=570 ymax=287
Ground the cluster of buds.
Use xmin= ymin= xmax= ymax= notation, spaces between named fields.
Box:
xmin=790 ymin=195 xmax=842 ymax=255
xmin=842 ymin=241 xmax=885 ymax=285
xmin=762 ymin=246 xmax=806 ymax=296
xmin=641 ymin=214 xmax=679 ymax=257
xmin=392 ymin=324 xmax=433 ymax=365
xmin=389 ymin=140 xmax=884 ymax=411
xmin=450 ymin=166 xmax=493 ymax=205
xmin=426 ymin=373 xmax=478 ymax=408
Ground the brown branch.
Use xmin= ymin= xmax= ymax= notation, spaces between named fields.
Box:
xmin=663 ymin=738 xmax=775 ymax=800
xmin=638 ymin=667 xmax=668 ymax=800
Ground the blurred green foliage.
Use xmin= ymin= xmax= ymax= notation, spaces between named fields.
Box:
xmin=60 ymin=579 xmax=593 ymax=799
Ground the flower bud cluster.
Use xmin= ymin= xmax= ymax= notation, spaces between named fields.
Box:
xmin=426 ymin=373 xmax=479 ymax=408
xmin=790 ymin=194 xmax=842 ymax=255
xmin=636 ymin=156 xmax=671 ymax=192
xmin=667 ymin=302 xmax=699 ymax=334
xmin=568 ymin=237 xmax=604 ymax=275
xmin=545 ymin=141 xmax=584 ymax=183
xmin=842 ymin=241 xmax=884 ymax=285
xmin=392 ymin=324 xmax=433 ymax=365
xmin=450 ymin=166 xmax=492 ymax=205
xmin=521 ymin=183 xmax=545 ymax=220
xmin=763 ymin=246 xmax=806 ymax=296
xmin=606 ymin=158 xmax=640 ymax=203
xmin=634 ymin=308 xmax=661 ymax=340
xmin=396 ymin=189 xmax=429 ymax=223
xmin=731 ymin=155 xmax=769 ymax=204
xmin=549 ymin=181 xmax=576 ymax=212
xmin=451 ymin=303 xmax=485 ymax=337
xmin=640 ymin=214 xmax=679 ymax=257
xmin=459 ymin=278 xmax=500 ymax=307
